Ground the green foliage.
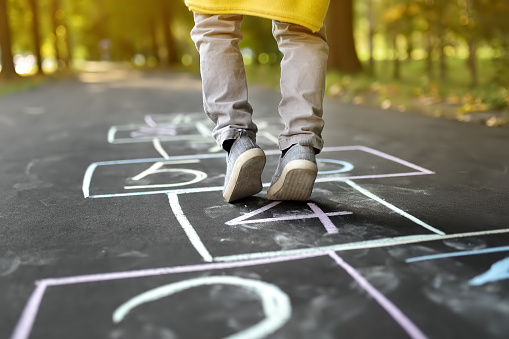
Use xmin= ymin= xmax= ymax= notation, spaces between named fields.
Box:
xmin=1 ymin=0 xmax=508 ymax=126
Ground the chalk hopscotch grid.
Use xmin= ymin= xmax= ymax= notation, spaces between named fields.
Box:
xmin=12 ymin=229 xmax=509 ymax=339
xmin=82 ymin=145 xmax=435 ymax=199
xmin=108 ymin=113 xmax=284 ymax=145
xmin=15 ymin=143 xmax=471 ymax=339
xmin=83 ymin=144 xmax=447 ymax=263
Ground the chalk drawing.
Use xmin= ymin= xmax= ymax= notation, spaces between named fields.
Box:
xmin=316 ymin=159 xmax=354 ymax=175
xmin=10 ymin=281 xmax=48 ymax=339
xmin=307 ymin=203 xmax=342 ymax=234
xmin=145 ymin=112 xmax=205 ymax=126
xmin=213 ymin=229 xmax=509 ymax=262
xmin=83 ymin=146 xmax=435 ymax=199
xmin=328 ymin=252 xmax=427 ymax=339
xmin=195 ymin=121 xmax=212 ymax=137
xmin=168 ymin=193 xmax=213 ymax=262
xmin=352 ymin=146 xmax=435 ymax=174
xmin=152 ymin=138 xmax=171 ymax=159
xmin=469 ymin=257 xmax=509 ymax=286
xmin=113 ymin=276 xmax=291 ymax=339
xmin=12 ymin=228 xmax=509 ymax=339
xmin=406 ymin=245 xmax=509 ymax=263
xmin=130 ymin=126 xmax=177 ymax=138
xmin=107 ymin=124 xmax=210 ymax=144
xmin=225 ymin=201 xmax=352 ymax=234
xmin=131 ymin=160 xmax=199 ymax=181
xmin=125 ymin=151 xmax=207 ymax=190
xmin=125 ymin=168 xmax=208 ymax=190
xmin=11 ymin=253 xmax=323 ymax=339
xmin=344 ymin=180 xmax=445 ymax=236
xmin=43 ymin=253 xmax=327 ymax=287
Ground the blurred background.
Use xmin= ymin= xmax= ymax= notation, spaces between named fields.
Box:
xmin=0 ymin=0 xmax=508 ymax=126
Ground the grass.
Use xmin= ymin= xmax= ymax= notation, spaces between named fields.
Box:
xmin=246 ymin=58 xmax=509 ymax=127
xmin=0 ymin=75 xmax=52 ymax=97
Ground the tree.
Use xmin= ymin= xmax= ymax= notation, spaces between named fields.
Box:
xmin=0 ymin=0 xmax=18 ymax=79
xmin=28 ymin=0 xmax=44 ymax=75
xmin=326 ymin=0 xmax=362 ymax=73
xmin=161 ymin=0 xmax=179 ymax=65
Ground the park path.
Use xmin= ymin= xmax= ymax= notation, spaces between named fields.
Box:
xmin=1 ymin=67 xmax=509 ymax=339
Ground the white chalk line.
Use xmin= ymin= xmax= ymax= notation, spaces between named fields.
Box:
xmin=152 ymin=138 xmax=170 ymax=159
xmin=131 ymin=162 xmax=165 ymax=181
xmin=107 ymin=126 xmax=118 ymax=144
xmin=12 ymin=228 xmax=509 ymax=339
xmin=328 ymin=252 xmax=427 ymax=339
xmin=10 ymin=254 xmax=326 ymax=339
xmin=87 ymin=186 xmax=224 ymax=199
xmin=225 ymin=201 xmax=351 ymax=230
xmin=130 ymin=159 xmax=201 ymax=181
xmin=344 ymin=180 xmax=445 ymax=236
xmin=195 ymin=121 xmax=212 ymax=137
xmin=168 ymin=193 xmax=213 ymax=262
xmin=83 ymin=145 xmax=434 ymax=198
xmin=227 ymin=212 xmax=353 ymax=226
xmin=113 ymin=276 xmax=291 ymax=339
xmin=86 ymin=173 xmax=432 ymax=198
xmin=126 ymin=168 xmax=208 ymax=190
xmin=82 ymin=163 xmax=97 ymax=198
xmin=226 ymin=201 xmax=282 ymax=225
xmin=213 ymin=228 xmax=509 ymax=262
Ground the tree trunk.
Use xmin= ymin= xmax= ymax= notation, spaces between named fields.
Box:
xmin=439 ymin=37 xmax=447 ymax=82
xmin=150 ymin=19 xmax=160 ymax=66
xmin=51 ymin=0 xmax=61 ymax=69
xmin=367 ymin=0 xmax=375 ymax=76
xmin=28 ymin=0 xmax=44 ymax=75
xmin=326 ymin=0 xmax=362 ymax=73
xmin=467 ymin=39 xmax=478 ymax=87
xmin=426 ymin=32 xmax=434 ymax=80
xmin=465 ymin=0 xmax=477 ymax=87
xmin=0 ymin=0 xmax=18 ymax=79
xmin=161 ymin=1 xmax=178 ymax=65
xmin=406 ymin=34 xmax=413 ymax=62
xmin=63 ymin=22 xmax=72 ymax=68
xmin=392 ymin=35 xmax=400 ymax=80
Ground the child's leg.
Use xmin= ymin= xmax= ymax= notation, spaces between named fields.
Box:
xmin=191 ymin=13 xmax=258 ymax=149
xmin=272 ymin=21 xmax=328 ymax=153
xmin=268 ymin=22 xmax=328 ymax=201
xmin=191 ymin=14 xmax=265 ymax=202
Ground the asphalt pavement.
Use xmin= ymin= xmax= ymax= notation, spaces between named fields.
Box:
xmin=1 ymin=66 xmax=509 ymax=339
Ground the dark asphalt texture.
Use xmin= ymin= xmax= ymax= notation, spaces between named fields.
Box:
xmin=1 ymin=67 xmax=509 ymax=339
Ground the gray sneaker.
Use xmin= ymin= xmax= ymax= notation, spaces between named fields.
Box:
xmin=223 ymin=130 xmax=266 ymax=203
xmin=267 ymin=143 xmax=318 ymax=201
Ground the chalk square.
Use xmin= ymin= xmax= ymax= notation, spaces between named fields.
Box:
xmin=83 ymin=146 xmax=434 ymax=199
xmin=23 ymin=256 xmax=412 ymax=339
xmin=175 ymin=184 xmax=440 ymax=261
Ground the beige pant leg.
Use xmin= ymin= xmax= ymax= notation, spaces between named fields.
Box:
xmin=272 ymin=21 xmax=329 ymax=153
xmin=191 ymin=13 xmax=257 ymax=147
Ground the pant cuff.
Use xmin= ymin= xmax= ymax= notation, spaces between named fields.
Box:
xmin=279 ymin=135 xmax=324 ymax=154
xmin=216 ymin=128 xmax=257 ymax=150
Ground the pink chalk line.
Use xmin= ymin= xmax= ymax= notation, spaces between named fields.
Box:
xmin=10 ymin=282 xmax=48 ymax=339
xmin=10 ymin=251 xmax=327 ymax=339
xmin=225 ymin=201 xmax=352 ymax=235
xmin=328 ymin=251 xmax=427 ymax=339
xmin=308 ymin=203 xmax=340 ymax=234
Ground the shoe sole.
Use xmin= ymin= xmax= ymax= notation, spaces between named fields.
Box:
xmin=267 ymin=160 xmax=318 ymax=201
xmin=223 ymin=148 xmax=266 ymax=203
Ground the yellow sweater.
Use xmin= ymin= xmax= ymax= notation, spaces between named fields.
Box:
xmin=185 ymin=0 xmax=330 ymax=32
